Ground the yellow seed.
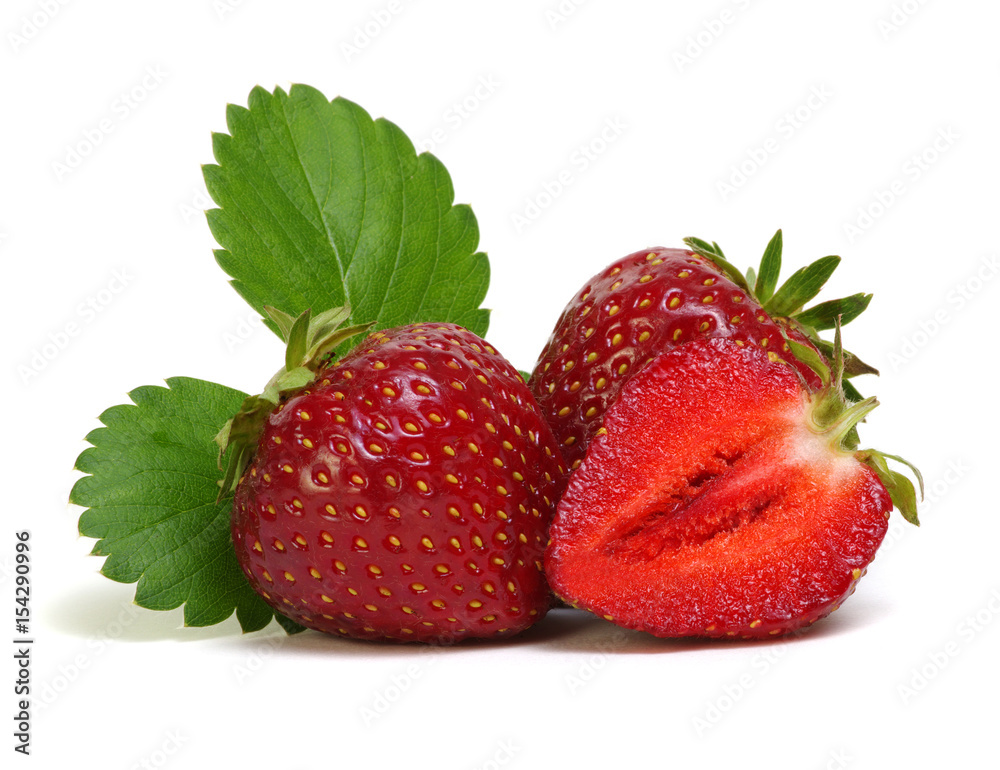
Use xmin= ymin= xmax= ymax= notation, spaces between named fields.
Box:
xmin=388 ymin=535 xmax=401 ymax=547
xmin=608 ymin=305 xmax=620 ymax=316
xmin=469 ymin=600 xmax=483 ymax=609
xmin=595 ymin=377 xmax=607 ymax=390
xmin=295 ymin=535 xmax=307 ymax=546
xmin=428 ymin=412 xmax=443 ymax=423
xmin=282 ymin=464 xmax=294 ymax=474
xmin=435 ymin=564 xmax=449 ymax=574
xmin=299 ymin=411 xmax=311 ymax=421
xmin=443 ymin=445 xmax=456 ymax=457
xmin=414 ymin=361 xmax=428 ymax=370
xmin=274 ymin=539 xmax=286 ymax=551
xmin=369 ymin=444 xmax=383 ymax=454
xmin=669 ymin=297 xmax=681 ymax=309
xmin=283 ymin=571 xmax=295 ymax=583
xmin=639 ymin=298 xmax=652 ymax=308
xmin=611 ymin=333 xmax=623 ymax=346
xmin=321 ymin=531 xmax=334 ymax=543
xmin=421 ymin=537 xmax=434 ymax=549
xmin=262 ymin=570 xmax=273 ymax=583
xmin=368 ymin=565 xmax=382 ymax=576
xmin=382 ymin=387 xmax=396 ymax=397
xmin=324 ymin=505 xmax=337 ymax=517
xmin=309 ymin=567 xmax=322 ymax=579
xmin=404 ymin=422 xmax=419 ymax=433
xmin=446 ymin=474 xmax=459 ymax=484
xmin=334 ymin=560 xmax=346 ymax=571
xmin=321 ymin=594 xmax=333 ymax=603
xmin=497 ymin=485 xmax=508 ymax=496
xmin=639 ymin=275 xmax=652 ymax=283
xmin=472 ymin=535 xmax=484 ymax=548
xmin=416 ymin=480 xmax=429 ymax=492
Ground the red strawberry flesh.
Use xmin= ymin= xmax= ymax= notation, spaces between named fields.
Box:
xmin=545 ymin=338 xmax=892 ymax=639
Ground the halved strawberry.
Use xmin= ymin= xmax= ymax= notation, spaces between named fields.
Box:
xmin=530 ymin=231 xmax=877 ymax=468
xmin=544 ymin=331 xmax=920 ymax=639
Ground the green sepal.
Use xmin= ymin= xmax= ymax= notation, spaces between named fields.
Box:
xmin=858 ymin=450 xmax=923 ymax=526
xmin=813 ymin=338 xmax=880 ymax=378
xmin=793 ymin=293 xmax=873 ymax=331
xmin=754 ymin=229 xmax=783 ymax=304
xmin=215 ymin=305 xmax=372 ymax=499
xmin=682 ymin=237 xmax=751 ymax=294
xmin=786 ymin=339 xmax=831 ymax=387
xmin=285 ymin=309 xmax=312 ymax=372
xmin=766 ymin=254 xmax=841 ymax=318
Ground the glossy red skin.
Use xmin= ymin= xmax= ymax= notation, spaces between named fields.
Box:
xmin=545 ymin=338 xmax=892 ymax=640
xmin=529 ymin=248 xmax=823 ymax=468
xmin=232 ymin=324 xmax=568 ymax=643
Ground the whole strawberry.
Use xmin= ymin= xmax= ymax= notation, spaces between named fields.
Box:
xmin=218 ymin=310 xmax=567 ymax=643
xmin=529 ymin=231 xmax=876 ymax=467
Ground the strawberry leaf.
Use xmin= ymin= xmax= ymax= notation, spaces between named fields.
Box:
xmin=205 ymin=84 xmax=490 ymax=344
xmin=71 ymin=377 xmax=304 ymax=634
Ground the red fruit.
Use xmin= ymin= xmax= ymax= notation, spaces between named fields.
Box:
xmin=545 ymin=336 xmax=920 ymax=639
xmin=227 ymin=321 xmax=567 ymax=643
xmin=529 ymin=232 xmax=875 ymax=467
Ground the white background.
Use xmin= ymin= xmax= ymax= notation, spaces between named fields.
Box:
xmin=4 ymin=1 xmax=998 ymax=768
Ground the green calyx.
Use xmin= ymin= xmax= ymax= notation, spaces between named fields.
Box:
xmin=793 ymin=320 xmax=924 ymax=526
xmin=683 ymin=230 xmax=879 ymax=389
xmin=214 ymin=305 xmax=374 ymax=500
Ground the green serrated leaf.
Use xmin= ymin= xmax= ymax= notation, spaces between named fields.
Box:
xmin=71 ymin=377 xmax=288 ymax=632
xmin=754 ymin=229 xmax=783 ymax=304
xmin=793 ymin=293 xmax=873 ymax=331
xmin=766 ymin=254 xmax=841 ymax=318
xmin=204 ymin=84 xmax=490 ymax=346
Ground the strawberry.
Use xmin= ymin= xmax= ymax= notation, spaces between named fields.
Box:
xmin=544 ymin=329 xmax=921 ymax=639
xmin=529 ymin=231 xmax=877 ymax=468
xmin=217 ymin=310 xmax=567 ymax=643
